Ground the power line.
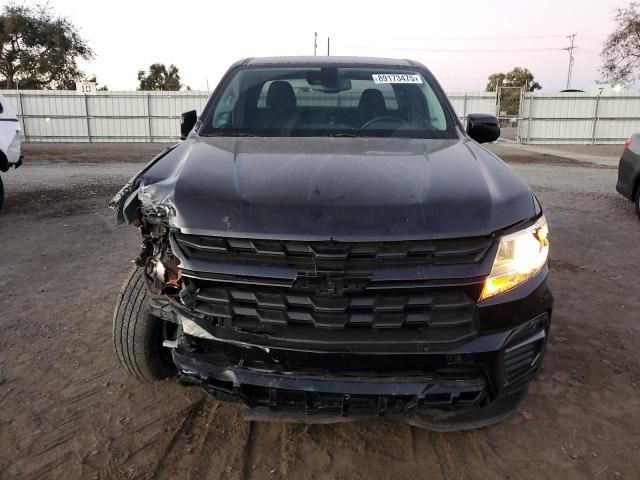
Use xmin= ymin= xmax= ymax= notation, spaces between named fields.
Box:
xmin=366 ymin=34 xmax=569 ymax=42
xmin=349 ymin=45 xmax=566 ymax=53
xmin=564 ymin=33 xmax=577 ymax=89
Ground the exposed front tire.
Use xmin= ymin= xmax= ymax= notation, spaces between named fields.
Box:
xmin=0 ymin=176 xmax=4 ymax=212
xmin=113 ymin=267 xmax=177 ymax=380
xmin=635 ymin=188 xmax=640 ymax=220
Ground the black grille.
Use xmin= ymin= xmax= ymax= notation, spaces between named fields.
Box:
xmin=175 ymin=233 xmax=493 ymax=270
xmin=504 ymin=342 xmax=539 ymax=381
xmin=174 ymin=232 xmax=486 ymax=348
xmin=192 ymin=284 xmax=476 ymax=331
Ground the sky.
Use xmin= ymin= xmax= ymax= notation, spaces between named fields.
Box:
xmin=35 ymin=0 xmax=629 ymax=92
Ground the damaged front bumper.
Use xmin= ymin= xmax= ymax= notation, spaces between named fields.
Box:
xmin=161 ymin=283 xmax=551 ymax=431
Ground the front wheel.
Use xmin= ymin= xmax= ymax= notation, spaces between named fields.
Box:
xmin=113 ymin=267 xmax=177 ymax=380
xmin=635 ymin=188 xmax=640 ymax=220
xmin=0 ymin=176 xmax=4 ymax=212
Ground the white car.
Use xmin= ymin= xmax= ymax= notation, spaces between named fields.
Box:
xmin=0 ymin=92 xmax=23 ymax=210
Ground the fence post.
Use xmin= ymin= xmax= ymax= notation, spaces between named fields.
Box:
xmin=84 ymin=94 xmax=91 ymax=143
xmin=462 ymin=93 xmax=468 ymax=127
xmin=17 ymin=90 xmax=28 ymax=142
xmin=516 ymin=88 xmax=524 ymax=143
xmin=526 ymin=95 xmax=534 ymax=145
xmin=591 ymin=93 xmax=602 ymax=145
xmin=147 ymin=93 xmax=152 ymax=142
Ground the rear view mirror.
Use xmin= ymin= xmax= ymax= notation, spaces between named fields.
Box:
xmin=306 ymin=68 xmax=352 ymax=93
xmin=466 ymin=113 xmax=500 ymax=144
xmin=180 ymin=110 xmax=198 ymax=140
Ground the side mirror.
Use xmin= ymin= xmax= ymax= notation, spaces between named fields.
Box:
xmin=466 ymin=113 xmax=500 ymax=144
xmin=180 ymin=110 xmax=198 ymax=140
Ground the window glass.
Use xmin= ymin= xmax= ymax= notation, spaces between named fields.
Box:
xmin=201 ymin=67 xmax=456 ymax=139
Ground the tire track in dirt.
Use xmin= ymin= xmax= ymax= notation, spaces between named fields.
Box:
xmin=14 ymin=451 xmax=76 ymax=480
xmin=150 ymin=398 xmax=252 ymax=480
xmin=240 ymin=421 xmax=288 ymax=479
xmin=204 ymin=404 xmax=253 ymax=480
xmin=410 ymin=428 xmax=452 ymax=479
xmin=151 ymin=397 xmax=206 ymax=477
xmin=240 ymin=421 xmax=256 ymax=480
xmin=278 ymin=423 xmax=292 ymax=478
xmin=428 ymin=431 xmax=470 ymax=479
xmin=4 ymin=366 xmax=123 ymax=477
xmin=413 ymin=428 xmax=528 ymax=480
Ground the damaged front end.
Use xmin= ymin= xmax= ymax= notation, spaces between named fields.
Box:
xmin=110 ymin=141 xmax=551 ymax=430
xmin=110 ymin=145 xmax=184 ymax=297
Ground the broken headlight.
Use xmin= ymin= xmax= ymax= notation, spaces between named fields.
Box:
xmin=480 ymin=216 xmax=549 ymax=301
xmin=108 ymin=182 xmax=133 ymax=211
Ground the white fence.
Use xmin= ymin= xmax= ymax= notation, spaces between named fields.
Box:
xmin=518 ymin=92 xmax=640 ymax=145
xmin=1 ymin=90 xmax=210 ymax=142
xmin=1 ymin=89 xmax=639 ymax=144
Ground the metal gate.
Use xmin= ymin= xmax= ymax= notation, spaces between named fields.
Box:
xmin=496 ymin=86 xmax=524 ymax=142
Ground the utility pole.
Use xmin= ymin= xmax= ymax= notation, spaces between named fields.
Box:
xmin=564 ymin=33 xmax=577 ymax=90
xmin=314 ymin=32 xmax=317 ymax=56
xmin=327 ymin=37 xmax=330 ymax=56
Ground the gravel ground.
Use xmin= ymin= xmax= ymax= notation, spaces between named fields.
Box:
xmin=0 ymin=143 xmax=638 ymax=480
xmin=534 ymin=144 xmax=624 ymax=157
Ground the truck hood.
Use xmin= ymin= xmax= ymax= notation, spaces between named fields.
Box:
xmin=126 ymin=136 xmax=535 ymax=240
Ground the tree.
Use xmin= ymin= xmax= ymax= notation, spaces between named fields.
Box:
xmin=0 ymin=3 xmax=93 ymax=89
xmin=600 ymin=2 xmax=640 ymax=86
xmin=485 ymin=67 xmax=542 ymax=116
xmin=485 ymin=68 xmax=542 ymax=92
xmin=85 ymin=75 xmax=108 ymax=91
xmin=137 ymin=63 xmax=184 ymax=91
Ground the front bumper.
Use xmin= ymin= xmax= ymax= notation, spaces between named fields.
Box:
xmin=166 ymin=271 xmax=552 ymax=430
xmin=175 ymin=347 xmax=531 ymax=430
xmin=616 ymin=149 xmax=640 ymax=200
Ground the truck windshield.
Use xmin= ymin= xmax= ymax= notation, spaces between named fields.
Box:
xmin=200 ymin=67 xmax=458 ymax=139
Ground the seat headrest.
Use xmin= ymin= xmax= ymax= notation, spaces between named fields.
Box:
xmin=266 ymin=81 xmax=297 ymax=113
xmin=358 ymin=89 xmax=386 ymax=121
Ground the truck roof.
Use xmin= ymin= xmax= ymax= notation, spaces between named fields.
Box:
xmin=243 ymin=56 xmax=418 ymax=68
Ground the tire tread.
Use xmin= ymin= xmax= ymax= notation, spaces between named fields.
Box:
xmin=112 ymin=267 xmax=174 ymax=380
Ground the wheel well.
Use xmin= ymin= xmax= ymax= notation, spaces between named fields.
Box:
xmin=0 ymin=150 xmax=8 ymax=173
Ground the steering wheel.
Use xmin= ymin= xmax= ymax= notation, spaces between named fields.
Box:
xmin=361 ymin=116 xmax=407 ymax=130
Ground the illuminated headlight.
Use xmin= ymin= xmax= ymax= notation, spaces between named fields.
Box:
xmin=480 ymin=216 xmax=549 ymax=301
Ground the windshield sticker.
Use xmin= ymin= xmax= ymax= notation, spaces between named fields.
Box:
xmin=372 ymin=74 xmax=422 ymax=84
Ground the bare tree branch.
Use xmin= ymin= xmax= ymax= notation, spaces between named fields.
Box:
xmin=600 ymin=2 xmax=640 ymax=85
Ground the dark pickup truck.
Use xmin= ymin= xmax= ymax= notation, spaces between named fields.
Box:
xmin=616 ymin=133 xmax=640 ymax=219
xmin=110 ymin=57 xmax=552 ymax=431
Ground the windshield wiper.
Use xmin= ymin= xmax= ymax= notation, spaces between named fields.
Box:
xmin=325 ymin=133 xmax=361 ymax=138
xmin=201 ymin=131 xmax=258 ymax=137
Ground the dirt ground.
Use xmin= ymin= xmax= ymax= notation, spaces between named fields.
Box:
xmin=0 ymin=143 xmax=638 ymax=480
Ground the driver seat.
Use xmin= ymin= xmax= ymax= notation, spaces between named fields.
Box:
xmin=358 ymin=89 xmax=386 ymax=125
xmin=261 ymin=80 xmax=299 ymax=133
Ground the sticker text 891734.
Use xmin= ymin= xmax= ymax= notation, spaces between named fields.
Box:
xmin=372 ymin=74 xmax=423 ymax=84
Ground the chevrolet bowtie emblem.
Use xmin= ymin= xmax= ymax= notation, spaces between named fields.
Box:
xmin=293 ymin=272 xmax=371 ymax=296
